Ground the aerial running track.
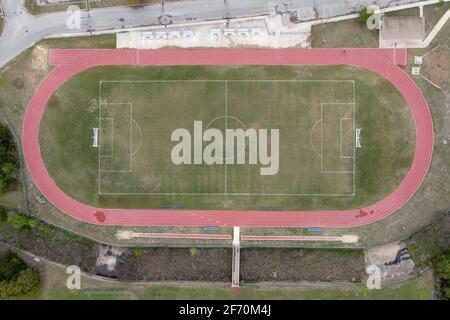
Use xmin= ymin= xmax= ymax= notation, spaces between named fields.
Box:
xmin=22 ymin=48 xmax=434 ymax=227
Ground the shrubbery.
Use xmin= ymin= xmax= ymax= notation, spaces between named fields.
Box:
xmin=5 ymin=212 xmax=44 ymax=231
xmin=0 ymin=251 xmax=40 ymax=298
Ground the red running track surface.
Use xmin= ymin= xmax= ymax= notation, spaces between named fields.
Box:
xmin=22 ymin=48 xmax=433 ymax=227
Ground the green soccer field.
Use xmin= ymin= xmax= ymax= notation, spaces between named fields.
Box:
xmin=40 ymin=65 xmax=415 ymax=211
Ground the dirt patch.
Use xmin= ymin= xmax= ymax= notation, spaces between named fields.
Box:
xmin=240 ymin=248 xmax=365 ymax=283
xmin=421 ymin=45 xmax=450 ymax=88
xmin=115 ymin=248 xmax=232 ymax=281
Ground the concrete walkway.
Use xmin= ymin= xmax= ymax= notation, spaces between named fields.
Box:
xmin=242 ymin=235 xmax=359 ymax=244
xmin=232 ymin=227 xmax=240 ymax=288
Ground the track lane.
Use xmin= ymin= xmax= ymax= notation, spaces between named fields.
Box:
xmin=22 ymin=48 xmax=434 ymax=227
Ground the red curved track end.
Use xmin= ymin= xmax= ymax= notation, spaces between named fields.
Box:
xmin=22 ymin=48 xmax=434 ymax=227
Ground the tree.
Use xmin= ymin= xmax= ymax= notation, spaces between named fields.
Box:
xmin=0 ymin=251 xmax=27 ymax=282
xmin=12 ymin=269 xmax=40 ymax=295
xmin=0 ymin=251 xmax=40 ymax=298
xmin=432 ymin=250 xmax=450 ymax=300
xmin=0 ymin=124 xmax=19 ymax=194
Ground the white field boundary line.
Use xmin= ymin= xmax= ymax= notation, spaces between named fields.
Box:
xmin=98 ymin=80 xmax=356 ymax=83
xmin=98 ymin=192 xmax=358 ymax=196
xmin=418 ymin=73 xmax=442 ymax=89
xmin=98 ymin=79 xmax=356 ymax=197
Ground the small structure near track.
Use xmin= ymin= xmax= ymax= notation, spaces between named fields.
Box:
xmin=95 ymin=245 xmax=125 ymax=278
xmin=23 ymin=48 xmax=433 ymax=227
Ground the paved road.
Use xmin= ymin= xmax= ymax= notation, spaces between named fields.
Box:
xmin=0 ymin=0 xmax=420 ymax=69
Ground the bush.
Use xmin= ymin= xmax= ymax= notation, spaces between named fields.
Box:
xmin=7 ymin=213 xmax=31 ymax=230
xmin=0 ymin=251 xmax=40 ymax=298
xmin=0 ymin=124 xmax=19 ymax=194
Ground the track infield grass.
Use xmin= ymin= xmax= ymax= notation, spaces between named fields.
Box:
xmin=40 ymin=65 xmax=415 ymax=211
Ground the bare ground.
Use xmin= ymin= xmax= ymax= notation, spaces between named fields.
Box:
xmin=240 ymin=248 xmax=365 ymax=283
